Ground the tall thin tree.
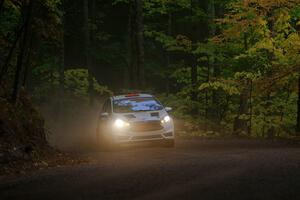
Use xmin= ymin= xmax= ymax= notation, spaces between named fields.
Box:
xmin=129 ymin=0 xmax=145 ymax=89
xmin=58 ymin=0 xmax=65 ymax=117
xmin=22 ymin=32 xmax=33 ymax=88
xmin=0 ymin=19 xmax=26 ymax=82
xmin=136 ymin=0 xmax=145 ymax=88
xmin=297 ymin=76 xmax=300 ymax=133
xmin=233 ymin=34 xmax=250 ymax=135
xmin=296 ymin=25 xmax=300 ymax=134
xmin=190 ymin=0 xmax=197 ymax=102
xmin=165 ymin=11 xmax=172 ymax=94
xmin=208 ymin=0 xmax=220 ymax=122
xmin=83 ymin=0 xmax=94 ymax=106
xmin=11 ymin=0 xmax=33 ymax=103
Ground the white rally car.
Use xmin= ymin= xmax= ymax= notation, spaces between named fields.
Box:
xmin=96 ymin=93 xmax=174 ymax=148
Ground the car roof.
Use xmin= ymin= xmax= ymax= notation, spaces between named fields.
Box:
xmin=112 ymin=93 xmax=153 ymax=101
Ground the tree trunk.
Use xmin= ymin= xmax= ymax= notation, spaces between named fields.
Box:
xmin=296 ymin=27 xmax=300 ymax=134
xmin=190 ymin=0 xmax=197 ymax=102
xmin=208 ymin=0 xmax=219 ymax=121
xmin=233 ymin=86 xmax=249 ymax=135
xmin=83 ymin=0 xmax=94 ymax=106
xmin=129 ymin=0 xmax=136 ymax=89
xmin=136 ymin=0 xmax=145 ymax=88
xmin=11 ymin=1 xmax=32 ymax=104
xmin=296 ymin=76 xmax=300 ymax=133
xmin=165 ymin=12 xmax=172 ymax=95
xmin=0 ymin=22 xmax=26 ymax=82
xmin=90 ymin=0 xmax=96 ymax=82
xmin=248 ymin=79 xmax=253 ymax=136
xmin=58 ymin=0 xmax=65 ymax=117
xmin=129 ymin=0 xmax=145 ymax=89
xmin=233 ymin=34 xmax=249 ymax=135
xmin=190 ymin=59 xmax=197 ymax=102
xmin=22 ymin=32 xmax=33 ymax=88
xmin=208 ymin=0 xmax=216 ymax=36
xmin=205 ymin=56 xmax=210 ymax=120
xmin=125 ymin=5 xmax=131 ymax=89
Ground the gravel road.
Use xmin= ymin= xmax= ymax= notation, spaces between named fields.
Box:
xmin=1 ymin=139 xmax=300 ymax=200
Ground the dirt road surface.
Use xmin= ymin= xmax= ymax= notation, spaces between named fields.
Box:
xmin=1 ymin=139 xmax=300 ymax=200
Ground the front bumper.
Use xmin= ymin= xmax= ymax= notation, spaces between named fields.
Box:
xmin=112 ymin=129 xmax=174 ymax=143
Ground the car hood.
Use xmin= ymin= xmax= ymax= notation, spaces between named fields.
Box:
xmin=113 ymin=110 xmax=168 ymax=122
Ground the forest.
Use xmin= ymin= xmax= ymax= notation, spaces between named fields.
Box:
xmin=1 ymin=0 xmax=300 ymax=142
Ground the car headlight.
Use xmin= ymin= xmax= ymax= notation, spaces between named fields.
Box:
xmin=161 ymin=115 xmax=171 ymax=124
xmin=114 ymin=119 xmax=130 ymax=128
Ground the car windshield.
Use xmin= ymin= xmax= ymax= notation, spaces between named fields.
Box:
xmin=113 ymin=97 xmax=163 ymax=113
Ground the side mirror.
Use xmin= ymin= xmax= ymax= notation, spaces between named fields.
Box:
xmin=165 ymin=107 xmax=172 ymax=113
xmin=100 ymin=112 xmax=109 ymax=119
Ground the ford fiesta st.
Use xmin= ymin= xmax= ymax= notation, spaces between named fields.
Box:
xmin=96 ymin=93 xmax=174 ymax=149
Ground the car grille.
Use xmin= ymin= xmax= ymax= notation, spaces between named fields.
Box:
xmin=132 ymin=135 xmax=162 ymax=140
xmin=130 ymin=120 xmax=163 ymax=132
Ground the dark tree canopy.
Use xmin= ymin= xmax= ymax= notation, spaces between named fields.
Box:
xmin=0 ymin=0 xmax=300 ymax=137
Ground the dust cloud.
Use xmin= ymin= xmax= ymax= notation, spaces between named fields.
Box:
xmin=39 ymin=102 xmax=101 ymax=153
